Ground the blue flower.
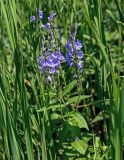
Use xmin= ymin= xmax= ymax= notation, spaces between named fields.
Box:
xmin=46 ymin=22 xmax=51 ymax=29
xmin=30 ymin=16 xmax=36 ymax=22
xmin=77 ymin=51 xmax=83 ymax=58
xmin=47 ymin=76 xmax=52 ymax=82
xmin=66 ymin=34 xmax=75 ymax=49
xmin=48 ymin=12 xmax=56 ymax=21
xmin=66 ymin=35 xmax=83 ymax=71
xmin=49 ymin=67 xmax=56 ymax=74
xmin=54 ymin=48 xmax=65 ymax=60
xmin=77 ymin=60 xmax=83 ymax=69
xmin=74 ymin=40 xmax=82 ymax=51
xmin=39 ymin=10 xmax=43 ymax=19
xmin=66 ymin=42 xmax=71 ymax=50
xmin=66 ymin=53 xmax=73 ymax=66
xmin=38 ymin=48 xmax=64 ymax=76
xmin=46 ymin=59 xmax=53 ymax=67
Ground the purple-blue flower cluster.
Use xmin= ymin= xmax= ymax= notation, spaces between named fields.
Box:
xmin=38 ymin=48 xmax=64 ymax=81
xmin=30 ymin=10 xmax=43 ymax=22
xmin=30 ymin=10 xmax=62 ymax=81
xmin=66 ymin=34 xmax=83 ymax=70
xmin=30 ymin=11 xmax=84 ymax=81
xmin=30 ymin=10 xmax=56 ymax=31
xmin=45 ymin=12 xmax=56 ymax=29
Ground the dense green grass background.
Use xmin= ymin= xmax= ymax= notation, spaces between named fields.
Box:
xmin=0 ymin=0 xmax=124 ymax=159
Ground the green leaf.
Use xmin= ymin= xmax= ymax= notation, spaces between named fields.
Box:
xmin=67 ymin=119 xmax=81 ymax=137
xmin=61 ymin=80 xmax=77 ymax=97
xmin=91 ymin=112 xmax=109 ymax=124
xmin=36 ymin=104 xmax=65 ymax=112
xmin=8 ymin=119 xmax=21 ymax=160
xmin=120 ymin=79 xmax=124 ymax=130
xmin=51 ymin=113 xmax=61 ymax=120
xmin=72 ymin=112 xmax=89 ymax=130
xmin=120 ymin=79 xmax=124 ymax=154
xmin=67 ymin=95 xmax=91 ymax=104
xmin=71 ymin=139 xmax=88 ymax=155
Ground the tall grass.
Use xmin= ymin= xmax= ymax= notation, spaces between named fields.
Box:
xmin=0 ymin=0 xmax=124 ymax=159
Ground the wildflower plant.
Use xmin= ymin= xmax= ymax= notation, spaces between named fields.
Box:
xmin=30 ymin=10 xmax=87 ymax=159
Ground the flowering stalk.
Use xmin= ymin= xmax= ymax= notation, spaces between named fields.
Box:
xmin=30 ymin=11 xmax=64 ymax=82
xmin=65 ymin=33 xmax=84 ymax=107
xmin=66 ymin=33 xmax=83 ymax=72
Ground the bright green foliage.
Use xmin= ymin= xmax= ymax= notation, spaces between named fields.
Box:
xmin=0 ymin=0 xmax=124 ymax=160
